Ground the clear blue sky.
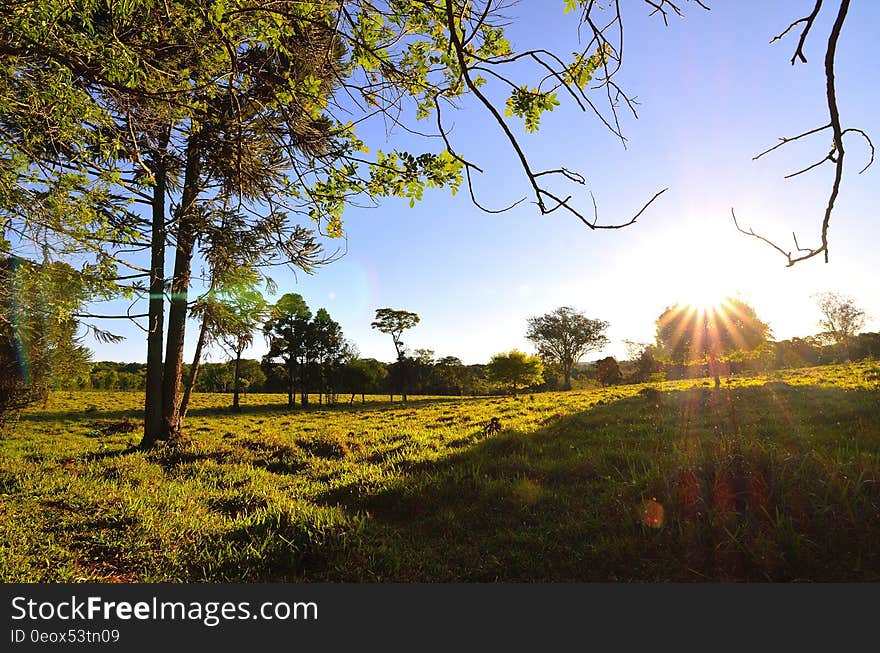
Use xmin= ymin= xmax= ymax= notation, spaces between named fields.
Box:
xmin=87 ymin=1 xmax=880 ymax=365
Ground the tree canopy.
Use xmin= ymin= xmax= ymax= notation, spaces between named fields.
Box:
xmin=487 ymin=349 xmax=543 ymax=393
xmin=371 ymin=308 xmax=420 ymax=361
xmin=813 ymin=291 xmax=867 ymax=350
xmin=262 ymin=293 xmax=346 ymax=406
xmin=526 ymin=306 xmax=609 ymax=390
xmin=656 ymin=298 xmax=771 ymax=389
xmin=0 ymin=257 xmax=94 ymax=417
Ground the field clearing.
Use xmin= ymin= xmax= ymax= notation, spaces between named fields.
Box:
xmin=2 ymin=362 xmax=879 ymax=582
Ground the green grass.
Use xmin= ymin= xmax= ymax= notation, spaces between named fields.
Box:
xmin=2 ymin=362 xmax=879 ymax=582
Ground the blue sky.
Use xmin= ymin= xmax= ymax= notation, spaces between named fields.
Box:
xmin=87 ymin=1 xmax=880 ymax=365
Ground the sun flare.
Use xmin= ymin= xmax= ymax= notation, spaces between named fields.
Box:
xmin=677 ymin=275 xmax=728 ymax=312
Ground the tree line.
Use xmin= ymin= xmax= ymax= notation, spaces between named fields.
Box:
xmin=16 ymin=291 xmax=871 ymax=413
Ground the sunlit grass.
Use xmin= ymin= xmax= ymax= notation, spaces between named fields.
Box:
xmin=1 ymin=361 xmax=879 ymax=582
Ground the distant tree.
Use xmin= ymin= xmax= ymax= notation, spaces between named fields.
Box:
xmin=656 ymin=298 xmax=771 ymax=389
xmin=90 ymin=368 xmax=118 ymax=391
xmin=184 ymin=285 xmax=267 ymax=414
xmin=623 ymin=340 xmax=664 ymax=383
xmin=263 ymin=294 xmax=313 ymax=407
xmin=460 ymin=364 xmax=492 ymax=396
xmin=595 ymin=357 xmax=622 ymax=386
xmin=222 ymin=290 xmax=269 ymax=412
xmin=773 ymin=337 xmax=823 ymax=369
xmin=117 ymin=370 xmax=145 ymax=392
xmin=234 ymin=360 xmax=267 ymax=394
xmin=196 ymin=363 xmax=233 ymax=393
xmin=310 ymin=308 xmax=346 ymax=404
xmin=814 ymin=292 xmax=867 ymax=352
xmin=339 ymin=358 xmax=388 ymax=404
xmin=408 ymin=348 xmax=436 ymax=394
xmin=412 ymin=349 xmax=435 ymax=365
xmin=262 ymin=296 xmax=346 ymax=406
xmin=487 ymin=350 xmax=544 ymax=394
xmin=848 ymin=333 xmax=880 ymax=361
xmin=371 ymin=309 xmax=420 ymax=360
xmin=433 ymin=356 xmax=469 ymax=395
xmin=526 ymin=307 xmax=609 ymax=390
xmin=371 ymin=308 xmax=420 ymax=401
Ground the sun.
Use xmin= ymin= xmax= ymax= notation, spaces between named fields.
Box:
xmin=677 ymin=275 xmax=728 ymax=312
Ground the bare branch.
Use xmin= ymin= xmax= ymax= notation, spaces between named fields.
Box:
xmin=731 ymin=208 xmax=793 ymax=262
xmin=753 ymin=124 xmax=831 ymax=161
xmin=735 ymin=0 xmax=862 ymax=266
xmin=842 ymin=128 xmax=875 ymax=174
xmin=770 ymin=0 xmax=824 ymax=65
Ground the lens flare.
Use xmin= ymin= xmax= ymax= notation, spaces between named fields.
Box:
xmin=641 ymin=498 xmax=665 ymax=528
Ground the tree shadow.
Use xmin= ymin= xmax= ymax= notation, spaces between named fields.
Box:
xmin=301 ymin=383 xmax=880 ymax=581
xmin=22 ymin=407 xmax=143 ymax=424
xmin=22 ymin=393 xmax=488 ymax=426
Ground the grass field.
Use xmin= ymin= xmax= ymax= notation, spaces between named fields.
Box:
xmin=2 ymin=362 xmax=879 ymax=582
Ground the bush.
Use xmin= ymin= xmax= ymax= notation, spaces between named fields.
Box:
xmin=595 ymin=357 xmax=622 ymax=386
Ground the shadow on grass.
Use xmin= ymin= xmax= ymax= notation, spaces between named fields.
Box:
xmin=23 ymin=393 xmax=489 ymax=426
xmin=17 ymin=383 xmax=880 ymax=582
xmin=297 ymin=384 xmax=880 ymax=581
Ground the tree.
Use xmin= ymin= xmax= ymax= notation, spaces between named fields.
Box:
xmin=526 ymin=307 xmax=609 ymax=390
xmin=217 ymin=289 xmax=269 ymax=412
xmin=310 ymin=308 xmax=346 ymax=404
xmin=371 ymin=308 xmax=420 ymax=401
xmin=263 ymin=295 xmax=345 ymax=406
xmin=1 ymin=1 xmax=345 ymax=444
xmin=595 ymin=356 xmax=622 ymax=386
xmin=263 ymin=294 xmax=314 ymax=407
xmin=234 ymin=359 xmax=267 ymax=394
xmin=433 ymin=356 xmax=470 ymax=395
xmin=0 ymin=257 xmax=95 ymax=417
xmin=486 ymin=350 xmax=544 ymax=394
xmin=656 ymin=298 xmax=771 ymax=389
xmin=814 ymin=292 xmax=867 ymax=352
xmin=773 ymin=337 xmax=824 ymax=369
xmin=338 ymin=357 xmax=388 ymax=404
xmin=196 ymin=363 xmax=233 ymax=393
xmin=848 ymin=332 xmax=880 ymax=362
xmin=623 ymin=340 xmax=663 ymax=383
xmin=371 ymin=309 xmax=421 ymax=361
xmin=179 ymin=276 xmax=268 ymax=415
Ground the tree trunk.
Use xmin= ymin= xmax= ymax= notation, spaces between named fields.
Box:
xmin=287 ymin=360 xmax=295 ymax=408
xmin=709 ymin=351 xmax=720 ymax=389
xmin=178 ymin=313 xmax=208 ymax=423
xmin=141 ymin=150 xmax=168 ymax=449
xmin=160 ymin=135 xmax=201 ymax=440
xmin=300 ymin=358 xmax=309 ymax=406
xmin=232 ymin=348 xmax=242 ymax=412
xmin=563 ymin=367 xmax=572 ymax=391
xmin=399 ymin=356 xmax=408 ymax=402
